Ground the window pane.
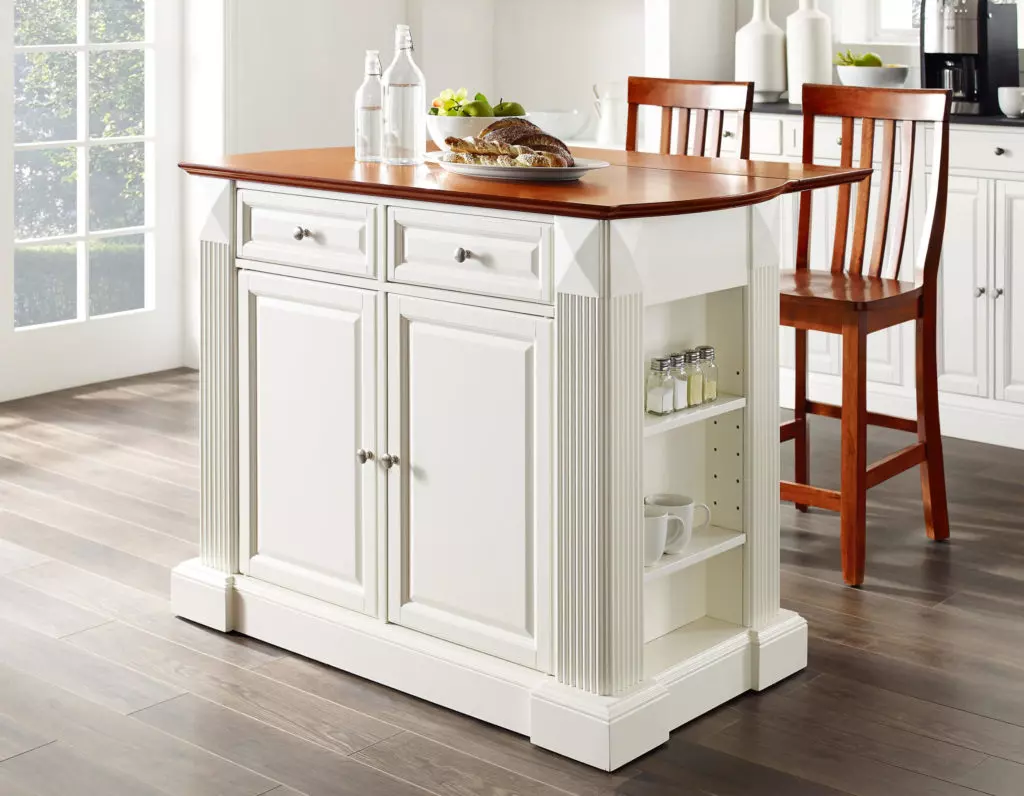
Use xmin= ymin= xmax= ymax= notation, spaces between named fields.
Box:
xmin=90 ymin=50 xmax=145 ymax=138
xmin=90 ymin=143 xmax=145 ymax=231
xmin=90 ymin=0 xmax=146 ymax=44
xmin=15 ymin=148 xmax=78 ymax=240
xmin=14 ymin=0 xmax=77 ymax=46
xmin=880 ymin=0 xmax=915 ymax=30
xmin=90 ymin=234 xmax=145 ymax=317
xmin=15 ymin=52 xmax=78 ymax=144
xmin=14 ymin=244 xmax=78 ymax=328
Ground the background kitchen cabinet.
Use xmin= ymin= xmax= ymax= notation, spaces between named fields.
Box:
xmin=386 ymin=295 xmax=552 ymax=671
xmin=238 ymin=271 xmax=379 ymax=615
xmin=996 ymin=180 xmax=1024 ymax=406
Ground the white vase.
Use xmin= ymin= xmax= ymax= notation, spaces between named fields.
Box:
xmin=736 ymin=0 xmax=787 ymax=104
xmin=786 ymin=0 xmax=833 ymax=105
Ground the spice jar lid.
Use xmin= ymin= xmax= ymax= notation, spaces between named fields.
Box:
xmin=683 ymin=350 xmax=702 ymax=364
xmin=697 ymin=345 xmax=715 ymax=360
xmin=651 ymin=357 xmax=673 ymax=372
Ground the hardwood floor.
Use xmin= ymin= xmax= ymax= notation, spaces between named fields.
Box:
xmin=0 ymin=369 xmax=1022 ymax=795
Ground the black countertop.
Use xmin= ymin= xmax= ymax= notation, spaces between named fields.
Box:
xmin=753 ymin=101 xmax=1024 ymax=128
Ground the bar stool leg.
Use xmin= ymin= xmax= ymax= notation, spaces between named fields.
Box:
xmin=916 ymin=313 xmax=951 ymax=542
xmin=793 ymin=328 xmax=810 ymax=512
xmin=840 ymin=318 xmax=868 ymax=587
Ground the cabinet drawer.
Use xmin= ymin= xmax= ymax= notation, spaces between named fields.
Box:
xmin=812 ymin=120 xmax=902 ymax=165
xmin=928 ymin=128 xmax=1024 ymax=173
xmin=736 ymin=116 xmax=783 ymax=157
xmin=388 ymin=207 xmax=553 ymax=303
xmin=237 ymin=189 xmax=377 ymax=277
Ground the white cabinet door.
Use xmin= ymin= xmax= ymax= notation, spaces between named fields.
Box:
xmin=937 ymin=177 xmax=991 ymax=398
xmin=239 ymin=271 xmax=378 ymax=615
xmin=387 ymin=296 xmax=552 ymax=671
xmin=996 ymin=181 xmax=1024 ymax=405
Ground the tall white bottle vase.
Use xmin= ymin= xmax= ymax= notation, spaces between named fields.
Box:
xmin=736 ymin=0 xmax=787 ymax=104
xmin=787 ymin=0 xmax=833 ymax=105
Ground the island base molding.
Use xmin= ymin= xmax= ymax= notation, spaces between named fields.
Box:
xmin=172 ymin=558 xmax=806 ymax=771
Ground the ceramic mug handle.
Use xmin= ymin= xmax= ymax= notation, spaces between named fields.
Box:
xmin=695 ymin=503 xmax=712 ymax=531
xmin=665 ymin=515 xmax=686 ymax=552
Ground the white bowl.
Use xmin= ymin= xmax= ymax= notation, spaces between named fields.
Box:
xmin=998 ymin=87 xmax=1024 ymax=118
xmin=524 ymin=110 xmax=588 ymax=141
xmin=426 ymin=114 xmax=525 ymax=150
xmin=836 ymin=65 xmax=910 ymax=89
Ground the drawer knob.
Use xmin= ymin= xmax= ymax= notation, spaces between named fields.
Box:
xmin=975 ymin=287 xmax=986 ymax=298
xmin=994 ymin=288 xmax=1005 ymax=299
xmin=357 ymin=448 xmax=374 ymax=464
xmin=836 ymin=136 xmax=843 ymax=146
xmin=723 ymin=130 xmax=734 ymax=139
xmin=380 ymin=453 xmax=400 ymax=470
xmin=454 ymin=247 xmax=472 ymax=263
xmin=293 ymin=226 xmax=313 ymax=241
xmin=995 ymin=147 xmax=1007 ymax=157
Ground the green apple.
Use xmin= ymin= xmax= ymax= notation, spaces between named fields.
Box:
xmin=854 ymin=52 xmax=883 ymax=67
xmin=493 ymin=101 xmax=526 ymax=117
xmin=461 ymin=99 xmax=495 ymax=117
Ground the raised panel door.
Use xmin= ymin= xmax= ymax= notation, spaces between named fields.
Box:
xmin=937 ymin=177 xmax=991 ymax=398
xmin=387 ymin=295 xmax=552 ymax=670
xmin=239 ymin=271 xmax=378 ymax=615
xmin=996 ymin=181 xmax=1024 ymax=405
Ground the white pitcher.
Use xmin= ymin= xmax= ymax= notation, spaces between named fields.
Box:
xmin=593 ymin=82 xmax=627 ymax=147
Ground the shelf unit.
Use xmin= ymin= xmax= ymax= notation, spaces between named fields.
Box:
xmin=644 ymin=394 xmax=747 ymax=438
xmin=643 ymin=616 xmax=748 ymax=680
xmin=643 ymin=526 xmax=746 ymax=584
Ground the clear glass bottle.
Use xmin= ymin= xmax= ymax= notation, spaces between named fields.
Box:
xmin=668 ymin=352 xmax=688 ymax=412
xmin=354 ymin=50 xmax=383 ymax=163
xmin=646 ymin=357 xmax=675 ymax=416
xmin=382 ymin=24 xmax=426 ymax=166
xmin=698 ymin=345 xmax=719 ymax=404
xmin=683 ymin=350 xmax=704 ymax=409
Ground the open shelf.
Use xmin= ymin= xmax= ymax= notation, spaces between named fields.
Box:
xmin=643 ymin=616 xmax=748 ymax=679
xmin=644 ymin=394 xmax=746 ymax=439
xmin=644 ymin=526 xmax=746 ymax=584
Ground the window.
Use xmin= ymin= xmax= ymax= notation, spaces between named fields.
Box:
xmin=13 ymin=0 xmax=151 ymax=328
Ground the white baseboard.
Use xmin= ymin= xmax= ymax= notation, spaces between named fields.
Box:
xmin=171 ymin=562 xmax=808 ymax=771
xmin=780 ymin=369 xmax=1024 ymax=450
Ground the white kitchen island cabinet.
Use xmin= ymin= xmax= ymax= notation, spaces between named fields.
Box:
xmin=176 ymin=147 xmax=868 ymax=771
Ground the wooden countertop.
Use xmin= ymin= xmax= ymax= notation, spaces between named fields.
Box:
xmin=180 ymin=146 xmax=871 ymax=220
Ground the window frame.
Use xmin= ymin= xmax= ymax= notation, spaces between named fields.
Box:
xmin=867 ymin=0 xmax=920 ymax=46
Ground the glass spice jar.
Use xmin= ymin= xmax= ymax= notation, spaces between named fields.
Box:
xmin=683 ymin=350 xmax=704 ymax=409
xmin=668 ymin=352 xmax=688 ymax=411
xmin=698 ymin=345 xmax=719 ymax=403
xmin=646 ymin=357 xmax=675 ymax=416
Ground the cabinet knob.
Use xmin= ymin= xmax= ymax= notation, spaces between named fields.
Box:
xmin=723 ymin=130 xmax=734 ymax=139
xmin=994 ymin=287 xmax=1005 ymax=299
xmin=454 ymin=247 xmax=472 ymax=263
xmin=293 ymin=226 xmax=313 ymax=241
xmin=357 ymin=448 xmax=374 ymax=464
xmin=975 ymin=286 xmax=987 ymax=298
xmin=836 ymin=136 xmax=843 ymax=147
xmin=995 ymin=147 xmax=1007 ymax=157
xmin=380 ymin=453 xmax=400 ymax=470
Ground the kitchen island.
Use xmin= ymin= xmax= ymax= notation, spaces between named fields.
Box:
xmin=176 ymin=147 xmax=868 ymax=770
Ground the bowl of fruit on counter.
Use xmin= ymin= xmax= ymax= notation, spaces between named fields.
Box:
xmin=835 ymin=51 xmax=910 ymax=88
xmin=427 ymin=88 xmax=528 ymax=150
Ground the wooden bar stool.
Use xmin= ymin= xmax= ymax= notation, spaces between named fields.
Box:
xmin=780 ymin=84 xmax=953 ymax=587
xmin=625 ymin=76 xmax=754 ymax=157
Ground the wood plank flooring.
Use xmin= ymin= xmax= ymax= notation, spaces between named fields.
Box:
xmin=0 ymin=368 xmax=1022 ymax=795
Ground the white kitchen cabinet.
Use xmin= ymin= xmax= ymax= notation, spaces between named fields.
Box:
xmin=238 ymin=271 xmax=379 ymax=615
xmin=937 ymin=177 xmax=991 ymax=398
xmin=996 ymin=181 xmax=1024 ymax=405
xmin=386 ymin=295 xmax=553 ymax=670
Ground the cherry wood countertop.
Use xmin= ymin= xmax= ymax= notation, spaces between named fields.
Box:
xmin=180 ymin=146 xmax=871 ymax=221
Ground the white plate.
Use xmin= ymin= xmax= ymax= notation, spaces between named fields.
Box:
xmin=426 ymin=152 xmax=610 ymax=182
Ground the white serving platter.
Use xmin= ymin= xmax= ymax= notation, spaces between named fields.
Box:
xmin=426 ymin=152 xmax=610 ymax=182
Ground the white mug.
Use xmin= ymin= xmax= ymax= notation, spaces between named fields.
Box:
xmin=998 ymin=87 xmax=1024 ymax=118
xmin=644 ymin=494 xmax=712 ymax=555
xmin=644 ymin=505 xmax=686 ymax=567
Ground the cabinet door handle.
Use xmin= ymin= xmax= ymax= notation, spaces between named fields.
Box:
xmin=994 ymin=287 xmax=1005 ymax=299
xmin=357 ymin=449 xmax=374 ymax=464
xmin=380 ymin=453 xmax=400 ymax=470
xmin=293 ymin=226 xmax=313 ymax=241
xmin=723 ymin=130 xmax=734 ymax=139
xmin=975 ymin=287 xmax=987 ymax=298
xmin=995 ymin=147 xmax=1007 ymax=157
xmin=454 ymin=247 xmax=472 ymax=263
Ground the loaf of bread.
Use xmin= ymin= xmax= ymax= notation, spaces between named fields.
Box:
xmin=477 ymin=121 xmax=575 ymax=166
xmin=440 ymin=118 xmax=576 ymax=168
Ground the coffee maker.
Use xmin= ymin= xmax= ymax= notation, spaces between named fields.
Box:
xmin=921 ymin=0 xmax=1019 ymax=115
